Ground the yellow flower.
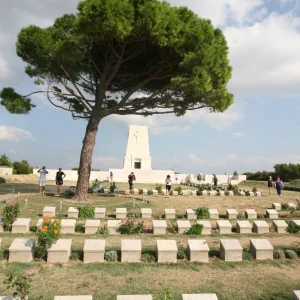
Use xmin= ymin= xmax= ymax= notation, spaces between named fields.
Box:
xmin=53 ymin=223 xmax=57 ymax=227
xmin=40 ymin=228 xmax=45 ymax=233
xmin=54 ymin=229 xmax=58 ymax=234
xmin=43 ymin=225 xmax=48 ymax=229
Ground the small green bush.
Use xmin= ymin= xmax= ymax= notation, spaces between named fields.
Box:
xmin=0 ymin=177 xmax=6 ymax=184
xmin=252 ymin=187 xmax=257 ymax=193
xmin=141 ymin=253 xmax=156 ymax=262
xmin=117 ymin=220 xmax=144 ymax=234
xmin=139 ymin=189 xmax=143 ymax=195
xmin=177 ymin=248 xmax=187 ymax=260
xmin=155 ymin=184 xmax=162 ymax=193
xmin=257 ymin=213 xmax=264 ymax=219
xmin=2 ymin=203 xmax=20 ymax=231
xmin=186 ymin=224 xmax=203 ymax=235
xmin=70 ymin=251 xmax=80 ymax=261
xmin=77 ymin=205 xmax=94 ymax=219
xmin=284 ymin=249 xmax=298 ymax=259
xmin=281 ymin=203 xmax=289 ymax=211
xmin=174 ymin=186 xmax=182 ymax=194
xmin=110 ymin=182 xmax=117 ymax=193
xmin=237 ymin=213 xmax=245 ymax=220
xmin=98 ymin=225 xmax=109 ymax=235
xmin=105 ymin=250 xmax=118 ymax=261
xmin=147 ymin=190 xmax=153 ymax=195
xmin=156 ymin=287 xmax=174 ymax=300
xmin=274 ymin=249 xmax=285 ymax=259
xmin=287 ymin=221 xmax=300 ymax=233
xmin=242 ymin=249 xmax=253 ymax=260
xmin=167 ymin=220 xmax=177 ymax=234
xmin=195 ymin=207 xmax=210 ymax=219
xmin=75 ymin=224 xmax=85 ymax=233
xmin=127 ymin=212 xmax=142 ymax=219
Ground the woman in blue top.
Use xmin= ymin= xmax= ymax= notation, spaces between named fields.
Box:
xmin=275 ymin=176 xmax=284 ymax=197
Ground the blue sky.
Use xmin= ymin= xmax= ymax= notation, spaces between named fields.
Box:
xmin=0 ymin=0 xmax=300 ymax=175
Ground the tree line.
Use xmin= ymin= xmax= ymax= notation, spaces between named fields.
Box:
xmin=243 ymin=164 xmax=300 ymax=182
xmin=0 ymin=154 xmax=33 ymax=174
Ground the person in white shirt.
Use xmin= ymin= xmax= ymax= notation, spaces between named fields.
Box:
xmin=37 ymin=166 xmax=48 ymax=196
xmin=165 ymin=175 xmax=172 ymax=198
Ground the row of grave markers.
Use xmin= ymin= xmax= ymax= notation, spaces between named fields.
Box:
xmin=7 ymin=217 xmax=300 ymax=235
xmin=4 ymin=237 xmax=276 ymax=263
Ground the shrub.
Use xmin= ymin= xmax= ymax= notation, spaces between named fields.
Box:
xmin=13 ymin=160 xmax=33 ymax=174
xmin=186 ymin=224 xmax=203 ymax=235
xmin=35 ymin=216 xmax=62 ymax=258
xmin=233 ymin=170 xmax=238 ymax=176
xmin=139 ymin=189 xmax=143 ymax=195
xmin=155 ymin=184 xmax=162 ymax=193
xmin=157 ymin=287 xmax=174 ymax=300
xmin=77 ymin=205 xmax=94 ymax=219
xmin=274 ymin=249 xmax=285 ymax=259
xmin=110 ymin=182 xmax=117 ymax=193
xmin=127 ymin=212 xmax=142 ymax=219
xmin=257 ymin=213 xmax=264 ymax=219
xmin=2 ymin=203 xmax=20 ymax=231
xmin=141 ymin=253 xmax=156 ymax=262
xmin=147 ymin=190 xmax=153 ymax=195
xmin=0 ymin=177 xmax=6 ymax=184
xmin=70 ymin=251 xmax=80 ymax=261
xmin=167 ymin=220 xmax=177 ymax=234
xmin=284 ymin=249 xmax=298 ymax=259
xmin=177 ymin=248 xmax=187 ymax=260
xmin=105 ymin=250 xmax=118 ymax=261
xmin=174 ymin=186 xmax=182 ymax=194
xmin=237 ymin=213 xmax=245 ymax=220
xmin=252 ymin=187 xmax=257 ymax=193
xmin=287 ymin=221 xmax=300 ymax=233
xmin=117 ymin=220 xmax=144 ymax=234
xmin=75 ymin=224 xmax=85 ymax=233
xmin=65 ymin=189 xmax=75 ymax=198
xmin=98 ymin=225 xmax=109 ymax=235
xmin=195 ymin=207 xmax=210 ymax=219
xmin=242 ymin=249 xmax=253 ymax=260
xmin=281 ymin=203 xmax=289 ymax=211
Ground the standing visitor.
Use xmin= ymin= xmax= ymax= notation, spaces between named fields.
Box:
xmin=213 ymin=175 xmax=218 ymax=187
xmin=275 ymin=176 xmax=284 ymax=197
xmin=110 ymin=171 xmax=113 ymax=182
xmin=165 ymin=175 xmax=172 ymax=198
xmin=267 ymin=176 xmax=273 ymax=195
xmin=56 ymin=168 xmax=66 ymax=196
xmin=37 ymin=166 xmax=48 ymax=196
xmin=175 ymin=174 xmax=178 ymax=183
xmin=128 ymin=172 xmax=136 ymax=196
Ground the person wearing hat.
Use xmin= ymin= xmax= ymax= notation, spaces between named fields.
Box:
xmin=128 ymin=172 xmax=136 ymax=196
xmin=267 ymin=176 xmax=273 ymax=195
xmin=165 ymin=175 xmax=172 ymax=198
xmin=37 ymin=166 xmax=48 ymax=196
xmin=55 ymin=168 xmax=66 ymax=196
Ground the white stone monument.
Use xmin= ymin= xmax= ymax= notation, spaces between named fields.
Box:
xmin=123 ymin=125 xmax=152 ymax=170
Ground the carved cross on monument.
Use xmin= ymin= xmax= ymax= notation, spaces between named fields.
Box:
xmin=134 ymin=131 xmax=142 ymax=144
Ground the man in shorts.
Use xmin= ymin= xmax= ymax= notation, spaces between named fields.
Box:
xmin=128 ymin=172 xmax=136 ymax=196
xmin=37 ymin=166 xmax=48 ymax=196
xmin=56 ymin=168 xmax=66 ymax=196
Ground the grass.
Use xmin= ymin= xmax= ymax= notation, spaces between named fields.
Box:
xmin=0 ymin=180 xmax=300 ymax=299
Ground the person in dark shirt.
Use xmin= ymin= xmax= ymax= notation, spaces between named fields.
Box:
xmin=128 ymin=172 xmax=136 ymax=196
xmin=267 ymin=176 xmax=273 ymax=195
xmin=275 ymin=176 xmax=284 ymax=197
xmin=56 ymin=168 xmax=66 ymax=196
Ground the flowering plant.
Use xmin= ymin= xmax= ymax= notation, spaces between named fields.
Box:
xmin=3 ymin=269 xmax=33 ymax=300
xmin=36 ymin=216 xmax=62 ymax=258
xmin=117 ymin=219 xmax=145 ymax=234
xmin=2 ymin=203 xmax=20 ymax=231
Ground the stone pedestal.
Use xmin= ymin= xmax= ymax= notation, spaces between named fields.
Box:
xmin=156 ymin=240 xmax=177 ymax=263
xmin=0 ymin=297 xmax=13 ymax=300
xmin=54 ymin=296 xmax=92 ymax=300
xmin=68 ymin=207 xmax=79 ymax=219
xmin=61 ymin=219 xmax=76 ymax=234
xmin=226 ymin=209 xmax=238 ymax=219
xmin=116 ymin=208 xmax=127 ymax=219
xmin=152 ymin=189 xmax=158 ymax=196
xmin=142 ymin=189 xmax=148 ymax=195
xmin=141 ymin=208 xmax=152 ymax=219
xmin=165 ymin=209 xmax=176 ymax=219
xmin=293 ymin=290 xmax=300 ymax=300
xmin=272 ymin=203 xmax=281 ymax=211
xmin=83 ymin=239 xmax=105 ymax=263
xmin=124 ymin=189 xmax=130 ymax=195
xmin=273 ymin=220 xmax=288 ymax=233
xmin=104 ymin=188 xmax=110 ymax=194
xmin=186 ymin=209 xmax=197 ymax=220
xmin=250 ymin=239 xmax=273 ymax=260
xmin=191 ymin=191 xmax=197 ymax=196
xmin=182 ymin=294 xmax=218 ymax=300
xmin=227 ymin=191 xmax=234 ymax=196
xmin=117 ymin=296 xmax=152 ymax=300
xmin=239 ymin=191 xmax=245 ymax=196
xmin=107 ymin=220 xmax=121 ymax=234
xmin=47 ymin=239 xmax=72 ymax=263
xmin=85 ymin=220 xmax=100 ymax=234
xmin=288 ymin=203 xmax=297 ymax=209
xmin=209 ymin=190 xmax=217 ymax=196
xmin=293 ymin=220 xmax=300 ymax=226
xmin=43 ymin=206 xmax=56 ymax=217
xmin=219 ymin=191 xmax=225 ymax=196
xmin=153 ymin=220 xmax=167 ymax=235
xmin=236 ymin=221 xmax=252 ymax=234
xmin=266 ymin=209 xmax=278 ymax=219
xmin=9 ymin=238 xmax=35 ymax=262
xmin=255 ymin=192 xmax=262 ymax=197
xmin=253 ymin=221 xmax=269 ymax=233
xmin=201 ymin=191 xmax=208 ymax=196
xmin=172 ymin=191 xmax=178 ymax=196
xmin=95 ymin=208 xmax=106 ymax=218
xmin=196 ymin=221 xmax=212 ymax=235
xmin=209 ymin=209 xmax=219 ymax=219
xmin=182 ymin=190 xmax=188 ymax=196
xmin=248 ymin=192 xmax=254 ymax=197
xmin=187 ymin=239 xmax=209 ymax=262
xmin=216 ymin=220 xmax=232 ymax=234
xmin=245 ymin=209 xmax=257 ymax=219
xmin=220 ymin=239 xmax=243 ymax=261
xmin=11 ymin=218 xmax=30 ymax=233
xmin=177 ymin=220 xmax=191 ymax=234
xmin=121 ymin=239 xmax=141 ymax=262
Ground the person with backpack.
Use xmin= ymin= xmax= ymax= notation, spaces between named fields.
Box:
xmin=267 ymin=176 xmax=273 ymax=195
xmin=165 ymin=175 xmax=172 ymax=198
xmin=128 ymin=172 xmax=136 ymax=195
xmin=275 ymin=176 xmax=284 ymax=196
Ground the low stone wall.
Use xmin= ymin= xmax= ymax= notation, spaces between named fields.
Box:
xmin=0 ymin=167 xmax=13 ymax=176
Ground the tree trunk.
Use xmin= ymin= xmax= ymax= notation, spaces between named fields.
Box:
xmin=74 ymin=116 xmax=101 ymax=201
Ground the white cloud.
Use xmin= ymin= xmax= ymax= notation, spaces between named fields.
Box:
xmin=8 ymin=150 xmax=16 ymax=155
xmin=0 ymin=126 xmax=35 ymax=142
xmin=233 ymin=132 xmax=247 ymax=137
xmin=187 ymin=153 xmax=206 ymax=163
